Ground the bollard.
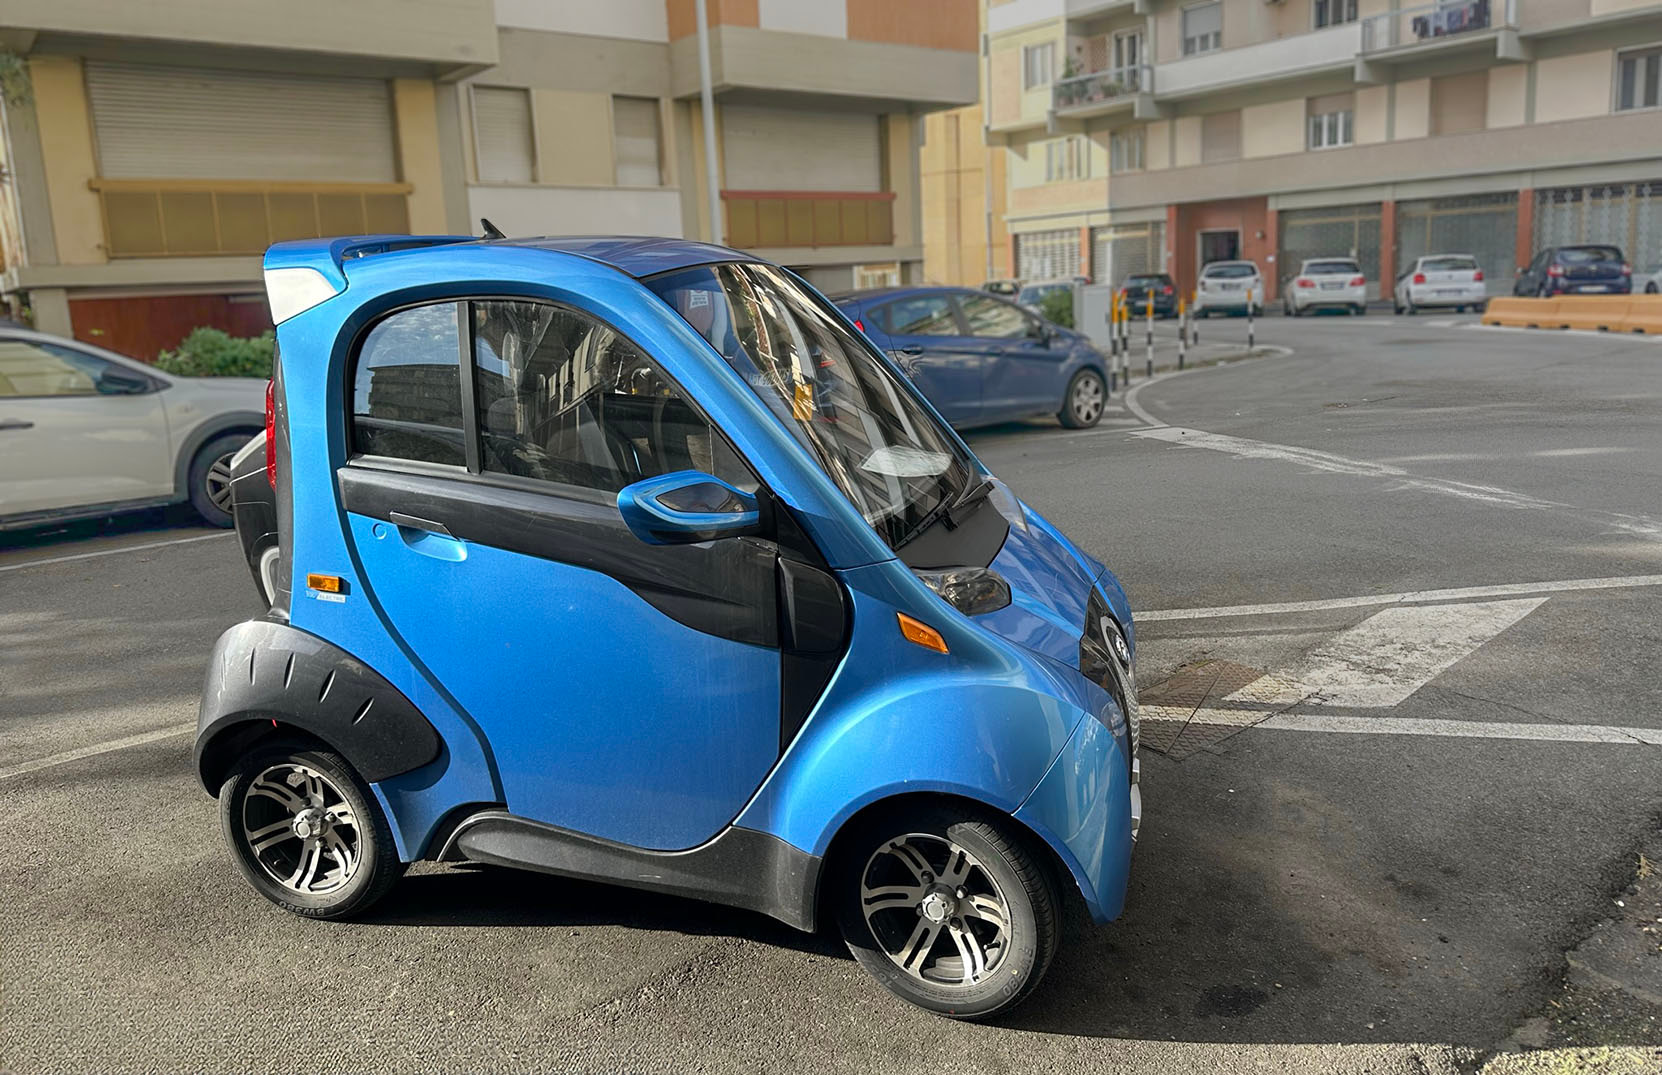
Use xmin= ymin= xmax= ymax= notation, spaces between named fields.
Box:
xmin=1177 ymin=296 xmax=1187 ymax=370
xmin=1247 ymin=288 xmax=1255 ymax=351
xmin=1145 ymin=296 xmax=1154 ymax=380
xmin=1190 ymin=290 xmax=1199 ymax=346
xmin=1106 ymin=297 xmax=1119 ymax=392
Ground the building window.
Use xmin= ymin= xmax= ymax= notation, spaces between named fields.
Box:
xmin=1182 ymin=2 xmax=1223 ymax=56
xmin=1617 ymin=47 xmax=1662 ymax=112
xmin=1023 ymin=43 xmax=1055 ymax=89
xmin=1308 ymin=93 xmax=1354 ymax=149
xmin=1200 ymin=110 xmax=1240 ymax=163
xmin=612 ymin=96 xmax=662 ymax=187
xmin=1314 ymin=0 xmax=1358 ymax=28
xmin=473 ymin=86 xmax=535 ymax=184
xmin=1110 ymin=129 xmax=1145 ymax=173
xmin=1044 ymin=136 xmax=1089 ymax=182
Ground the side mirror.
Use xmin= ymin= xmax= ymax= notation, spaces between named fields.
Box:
xmin=616 ymin=470 xmax=760 ymax=545
xmin=1028 ymin=321 xmax=1050 ymax=343
xmin=97 ymin=369 xmax=155 ymax=395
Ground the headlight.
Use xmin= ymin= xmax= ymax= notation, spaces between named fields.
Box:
xmin=1082 ymin=590 xmax=1138 ymax=757
xmin=915 ymin=567 xmax=1012 ymax=616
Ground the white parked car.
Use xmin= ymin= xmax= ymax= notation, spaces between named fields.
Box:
xmin=1394 ymin=254 xmax=1488 ymax=314
xmin=1194 ymin=260 xmax=1263 ymax=317
xmin=0 ymin=327 xmax=266 ymax=530
xmin=1285 ymin=258 xmax=1368 ymax=316
xmin=1633 ymin=262 xmax=1662 ymax=294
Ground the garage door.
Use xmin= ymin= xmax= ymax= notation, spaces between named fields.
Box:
xmin=721 ymin=106 xmax=880 ymax=192
xmin=85 ymin=62 xmax=398 ymax=183
xmin=1092 ymin=222 xmax=1165 ymax=287
xmin=1278 ymin=203 xmax=1383 ymax=299
xmin=1397 ymin=192 xmax=1517 ymax=296
xmin=1535 ymin=181 xmax=1662 ymax=267
xmin=1015 ymin=229 xmax=1081 ymax=282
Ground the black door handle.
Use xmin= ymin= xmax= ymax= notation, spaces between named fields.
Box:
xmin=0 ymin=418 xmax=34 ymax=431
xmin=896 ymin=345 xmax=925 ymax=356
xmin=389 ymin=511 xmax=454 ymax=537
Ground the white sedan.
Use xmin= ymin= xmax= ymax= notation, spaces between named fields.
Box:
xmin=1633 ymin=262 xmax=1662 ymax=295
xmin=0 ymin=327 xmax=266 ymax=530
xmin=1284 ymin=258 xmax=1368 ymax=316
xmin=1395 ymin=254 xmax=1488 ymax=314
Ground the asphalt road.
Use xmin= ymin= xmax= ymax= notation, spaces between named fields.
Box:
xmin=2 ymin=314 xmax=1659 ymax=1073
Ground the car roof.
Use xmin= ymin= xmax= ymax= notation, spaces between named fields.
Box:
xmin=828 ymin=285 xmax=977 ymax=306
xmin=493 ymin=236 xmax=759 ymax=278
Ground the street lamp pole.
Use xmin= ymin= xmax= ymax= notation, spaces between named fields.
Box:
xmin=695 ymin=0 xmax=721 ymax=245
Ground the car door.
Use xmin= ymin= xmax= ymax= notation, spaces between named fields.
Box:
xmin=870 ymin=292 xmax=983 ymax=426
xmin=956 ymin=292 xmax=1062 ymax=421
xmin=1517 ymin=251 xmax=1546 ymax=295
xmin=336 ymin=298 xmax=790 ymax=852
xmin=0 ymin=335 xmax=171 ymax=517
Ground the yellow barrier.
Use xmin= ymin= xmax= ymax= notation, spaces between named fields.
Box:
xmin=1478 ymin=294 xmax=1662 ymax=332
xmin=1623 ymin=295 xmax=1662 ymax=334
xmin=1481 ymin=297 xmax=1561 ymax=329
xmin=1557 ymin=296 xmax=1630 ymax=332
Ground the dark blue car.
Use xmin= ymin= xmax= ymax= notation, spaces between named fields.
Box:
xmin=833 ymin=286 xmax=1109 ymax=430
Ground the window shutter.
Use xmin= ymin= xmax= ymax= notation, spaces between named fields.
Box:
xmin=474 ymin=87 xmax=535 ymax=184
xmin=1200 ymin=110 xmax=1241 ymax=163
xmin=612 ymin=97 xmax=662 ymax=187
xmin=722 ymin=107 xmax=880 ymax=192
xmin=1430 ymin=72 xmax=1488 ymax=136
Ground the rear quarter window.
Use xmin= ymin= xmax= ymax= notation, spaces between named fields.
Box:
xmin=350 ymin=303 xmax=466 ymax=467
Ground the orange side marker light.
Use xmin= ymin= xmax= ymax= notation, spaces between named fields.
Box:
xmin=306 ymin=573 xmax=344 ymax=594
xmin=897 ymin=613 xmax=949 ymax=654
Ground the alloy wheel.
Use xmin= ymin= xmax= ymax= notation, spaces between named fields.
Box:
xmin=1070 ymin=375 xmax=1105 ymax=426
xmin=205 ymin=452 xmax=236 ymax=514
xmin=240 ymin=762 xmax=362 ymax=896
xmin=858 ymin=833 xmax=1012 ymax=986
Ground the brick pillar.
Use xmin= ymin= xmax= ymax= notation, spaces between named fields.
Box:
xmin=1515 ymin=188 xmax=1535 ymax=275
xmin=1265 ymin=207 xmax=1280 ymax=303
xmin=1166 ymin=203 xmax=1185 ymax=294
xmin=1008 ymin=233 xmax=1019 ymax=280
xmin=1379 ymin=199 xmax=1398 ymax=300
xmin=1080 ymin=226 xmax=1093 ymax=282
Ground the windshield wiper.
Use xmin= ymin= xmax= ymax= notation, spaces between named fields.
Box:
xmin=945 ymin=475 xmax=996 ymax=529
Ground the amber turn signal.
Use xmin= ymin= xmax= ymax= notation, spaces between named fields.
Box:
xmin=306 ymin=573 xmax=344 ymax=594
xmin=897 ymin=613 xmax=948 ymax=654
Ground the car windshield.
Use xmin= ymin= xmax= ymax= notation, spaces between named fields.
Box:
xmin=1306 ymin=260 xmax=1360 ymax=275
xmin=645 ymin=262 xmax=972 ymax=551
xmin=1423 ymin=256 xmax=1478 ymax=272
xmin=1559 ymin=246 xmax=1623 ymax=264
xmin=1126 ymin=275 xmax=1167 ymax=287
xmin=1203 ymin=264 xmax=1256 ymax=279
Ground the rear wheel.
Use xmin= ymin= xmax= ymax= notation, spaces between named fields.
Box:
xmin=187 ymin=433 xmax=249 ymax=528
xmin=219 ymin=744 xmax=404 ymax=920
xmin=1648 ymin=282 xmax=1658 ymax=294
xmin=835 ymin=806 xmax=1060 ymax=1020
xmin=1058 ymin=369 xmax=1106 ymax=429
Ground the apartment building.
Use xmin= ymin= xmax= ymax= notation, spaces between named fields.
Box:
xmin=983 ymin=0 xmax=1662 ymax=302
xmin=921 ymin=104 xmax=1011 ymax=285
xmin=0 ymin=0 xmax=976 ymax=358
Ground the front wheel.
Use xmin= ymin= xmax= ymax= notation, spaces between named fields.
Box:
xmin=1058 ymin=369 xmax=1106 ymax=429
xmin=188 ymin=433 xmax=249 ymax=528
xmin=836 ymin=807 xmax=1061 ymax=1020
xmin=219 ymin=744 xmax=404 ymax=920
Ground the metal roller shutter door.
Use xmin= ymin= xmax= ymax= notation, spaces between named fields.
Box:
xmin=85 ymin=61 xmax=397 ymax=183
xmin=721 ymin=106 xmax=880 ymax=192
xmin=1278 ymin=203 xmax=1383 ymax=299
xmin=1016 ymin=229 xmax=1080 ymax=281
xmin=1092 ymin=222 xmax=1164 ymax=286
xmin=1397 ymin=192 xmax=1517 ymax=296
xmin=1536 ymin=181 xmax=1662 ymax=264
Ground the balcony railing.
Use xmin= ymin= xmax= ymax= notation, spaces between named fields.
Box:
xmin=92 ymin=179 xmax=412 ymax=258
xmin=1360 ymin=0 xmax=1516 ymax=53
xmin=722 ymin=190 xmax=895 ymax=249
xmin=1052 ymin=64 xmax=1152 ymax=113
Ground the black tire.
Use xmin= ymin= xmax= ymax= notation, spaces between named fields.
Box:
xmin=1354 ymin=304 xmax=1366 ymax=316
xmin=1648 ymin=283 xmax=1658 ymax=295
xmin=219 ymin=743 xmax=405 ymax=920
xmin=1058 ymin=369 xmax=1107 ymax=430
xmin=835 ymin=805 xmax=1061 ymax=1020
xmin=188 ymin=433 xmax=251 ymax=528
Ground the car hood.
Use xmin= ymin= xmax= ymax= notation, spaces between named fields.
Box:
xmin=975 ymin=486 xmax=1134 ymax=670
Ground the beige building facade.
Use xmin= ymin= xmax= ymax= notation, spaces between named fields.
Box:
xmin=0 ymin=0 xmax=976 ymax=358
xmin=982 ymin=0 xmax=1662 ymax=301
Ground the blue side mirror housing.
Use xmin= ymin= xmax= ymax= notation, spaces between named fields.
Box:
xmin=616 ymin=470 xmax=761 ymax=545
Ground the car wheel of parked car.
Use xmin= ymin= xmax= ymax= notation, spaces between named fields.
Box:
xmin=1058 ymin=370 xmax=1106 ymax=429
xmin=220 ymin=743 xmax=404 ymax=920
xmin=835 ymin=806 xmax=1060 ymax=1020
xmin=188 ymin=433 xmax=250 ymax=528
xmin=1648 ymin=283 xmax=1658 ymax=294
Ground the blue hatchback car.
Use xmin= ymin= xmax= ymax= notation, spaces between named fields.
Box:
xmin=196 ymin=235 xmax=1139 ymax=1019
xmin=833 ymin=286 xmax=1109 ymax=431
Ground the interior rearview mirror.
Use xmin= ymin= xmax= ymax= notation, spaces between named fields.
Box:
xmin=616 ymin=470 xmax=761 ymax=546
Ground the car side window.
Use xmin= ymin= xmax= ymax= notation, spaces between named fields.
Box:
xmin=881 ymin=295 xmax=960 ymax=337
xmin=471 ymin=299 xmax=753 ymax=495
xmin=351 ymin=303 xmax=467 ymax=467
xmin=0 ymin=338 xmax=115 ymax=398
xmin=957 ymin=294 xmax=1032 ymax=340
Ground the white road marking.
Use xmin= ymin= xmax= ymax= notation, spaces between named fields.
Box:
xmin=1374 ymin=447 xmax=1637 ymax=464
xmin=0 ymin=532 xmax=232 ymax=573
xmin=1234 ymin=598 xmax=1546 ymax=708
xmin=1140 ymin=572 xmax=1662 ymax=622
xmin=1129 ymin=425 xmax=1662 ymax=537
xmin=0 ymin=724 xmax=193 ymax=783
xmin=1458 ymin=323 xmax=1662 ymax=342
xmin=1258 ymin=713 xmax=1662 ymax=746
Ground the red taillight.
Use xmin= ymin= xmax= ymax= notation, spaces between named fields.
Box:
xmin=264 ymin=378 xmax=276 ymax=489
xmin=1161 ymin=285 xmax=1173 ymax=295
xmin=1623 ymin=263 xmax=1632 ymax=275
xmin=1350 ymin=275 xmax=1366 ymax=287
xmin=1412 ymin=273 xmax=1426 ymax=285
xmin=853 ymin=319 xmax=865 ymax=333
xmin=1473 ymin=269 xmax=1484 ymax=282
xmin=1296 ymin=278 xmax=1314 ymax=289
xmin=1547 ymin=264 xmax=1565 ymax=277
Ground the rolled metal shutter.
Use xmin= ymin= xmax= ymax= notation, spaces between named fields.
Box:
xmin=722 ymin=107 xmax=880 ymax=192
xmin=1396 ymin=192 xmax=1517 ymax=295
xmin=85 ymin=62 xmax=397 ymax=183
xmin=473 ymin=87 xmax=535 ymax=184
xmin=1092 ymin=221 xmax=1165 ymax=286
xmin=1278 ymin=203 xmax=1383 ymax=298
xmin=1536 ymin=181 xmax=1662 ymax=263
xmin=1015 ymin=229 xmax=1081 ymax=281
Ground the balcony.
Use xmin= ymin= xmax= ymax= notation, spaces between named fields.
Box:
xmin=722 ymin=191 xmax=895 ymax=250
xmin=1359 ymin=0 xmax=1522 ymax=65
xmin=93 ymin=180 xmax=411 ymax=258
xmin=1157 ymin=22 xmax=1363 ymax=100
xmin=1051 ymin=64 xmax=1156 ymax=121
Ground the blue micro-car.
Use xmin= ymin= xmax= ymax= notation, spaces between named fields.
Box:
xmin=195 ymin=235 xmax=1140 ymax=1020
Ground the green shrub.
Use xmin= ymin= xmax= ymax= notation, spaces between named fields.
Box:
xmin=155 ymin=328 xmax=275 ymax=378
xmin=1037 ymin=288 xmax=1075 ymax=329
